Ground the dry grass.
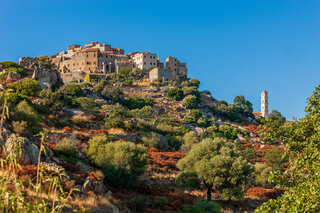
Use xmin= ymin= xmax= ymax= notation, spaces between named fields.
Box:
xmin=107 ymin=128 xmax=126 ymax=134
xmin=71 ymin=193 xmax=112 ymax=209
xmin=133 ymin=81 xmax=151 ymax=87
xmin=71 ymin=115 xmax=92 ymax=124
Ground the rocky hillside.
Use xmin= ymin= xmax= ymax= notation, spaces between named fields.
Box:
xmin=0 ymin=58 xmax=285 ymax=213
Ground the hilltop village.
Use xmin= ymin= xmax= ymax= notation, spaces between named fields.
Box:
xmin=48 ymin=41 xmax=187 ymax=84
xmin=0 ymin=42 xmax=285 ymax=213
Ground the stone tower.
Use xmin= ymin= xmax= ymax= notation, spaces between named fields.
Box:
xmin=261 ymin=90 xmax=268 ymax=117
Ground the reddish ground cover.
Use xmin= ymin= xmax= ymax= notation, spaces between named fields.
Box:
xmin=146 ymin=147 xmax=186 ymax=170
xmin=246 ymin=187 xmax=285 ymax=199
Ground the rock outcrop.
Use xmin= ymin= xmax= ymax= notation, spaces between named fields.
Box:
xmin=32 ymin=68 xmax=63 ymax=89
xmin=5 ymin=135 xmax=39 ymax=164
xmin=6 ymin=71 xmax=21 ymax=81
xmin=18 ymin=57 xmax=38 ymax=70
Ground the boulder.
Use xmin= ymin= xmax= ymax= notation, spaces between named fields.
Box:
xmin=93 ymin=180 xmax=105 ymax=194
xmin=18 ymin=57 xmax=37 ymax=70
xmin=32 ymin=67 xmax=63 ymax=89
xmin=5 ymin=135 xmax=39 ymax=164
xmin=76 ymin=161 xmax=91 ymax=173
xmin=6 ymin=71 xmax=21 ymax=81
xmin=0 ymin=128 xmax=12 ymax=145
xmin=82 ymin=177 xmax=93 ymax=193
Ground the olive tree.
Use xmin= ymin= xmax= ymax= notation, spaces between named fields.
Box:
xmin=176 ymin=138 xmax=253 ymax=201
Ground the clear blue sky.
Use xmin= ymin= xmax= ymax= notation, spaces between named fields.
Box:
xmin=1 ymin=0 xmax=320 ymax=119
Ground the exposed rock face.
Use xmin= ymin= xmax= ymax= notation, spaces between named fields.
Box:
xmin=32 ymin=68 xmax=63 ymax=89
xmin=5 ymin=135 xmax=39 ymax=164
xmin=18 ymin=57 xmax=38 ymax=70
xmin=6 ymin=71 xmax=21 ymax=81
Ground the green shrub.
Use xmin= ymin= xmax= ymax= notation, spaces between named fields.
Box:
xmin=166 ymin=88 xmax=184 ymax=101
xmin=101 ymin=87 xmax=123 ymax=102
xmin=39 ymin=89 xmax=65 ymax=111
xmin=182 ymin=131 xmax=198 ymax=152
xmin=153 ymin=196 xmax=168 ymax=208
xmin=189 ymin=79 xmax=200 ymax=88
xmin=94 ymin=80 xmax=109 ymax=93
xmin=74 ymin=97 xmax=96 ymax=111
xmin=122 ymin=80 xmax=133 ymax=86
xmin=263 ymin=148 xmax=287 ymax=171
xmin=65 ymin=84 xmax=83 ymax=96
xmin=55 ymin=138 xmax=79 ymax=163
xmin=104 ymin=105 xmax=129 ymax=129
xmin=254 ymin=163 xmax=273 ymax=188
xmin=8 ymin=79 xmax=41 ymax=96
xmin=197 ymin=199 xmax=221 ymax=213
xmin=87 ymin=139 xmax=147 ymax=188
xmin=124 ymin=96 xmax=153 ymax=109
xmin=130 ymin=106 xmax=154 ymax=120
xmin=182 ymin=86 xmax=200 ymax=98
xmin=0 ymin=61 xmax=20 ymax=69
xmin=190 ymin=109 xmax=202 ymax=120
xmin=243 ymin=148 xmax=257 ymax=163
xmin=183 ymin=95 xmax=197 ymax=109
xmin=167 ymin=135 xmax=183 ymax=150
xmin=14 ymin=100 xmax=39 ymax=128
xmin=132 ymin=195 xmax=150 ymax=211
xmin=12 ymin=120 xmax=28 ymax=135
xmin=141 ymin=132 xmax=161 ymax=148
xmin=37 ymin=55 xmax=53 ymax=70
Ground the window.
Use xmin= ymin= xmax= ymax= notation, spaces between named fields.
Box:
xmin=144 ymin=62 xmax=146 ymax=65
xmin=144 ymin=55 xmax=146 ymax=58
xmin=73 ymin=63 xmax=75 ymax=66
xmin=150 ymin=62 xmax=152 ymax=65
xmin=82 ymin=62 xmax=84 ymax=65
xmin=153 ymin=63 xmax=155 ymax=65
xmin=94 ymin=62 xmax=96 ymax=65
xmin=86 ymin=55 xmax=88 ymax=57
xmin=94 ymin=54 xmax=96 ymax=57
xmin=150 ymin=56 xmax=152 ymax=59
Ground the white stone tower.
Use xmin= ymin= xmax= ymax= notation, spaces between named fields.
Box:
xmin=261 ymin=90 xmax=268 ymax=117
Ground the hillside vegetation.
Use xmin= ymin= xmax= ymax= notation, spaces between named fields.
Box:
xmin=0 ymin=58 xmax=313 ymax=212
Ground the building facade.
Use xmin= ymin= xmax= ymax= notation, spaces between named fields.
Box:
xmin=149 ymin=68 xmax=173 ymax=82
xmin=132 ymin=52 xmax=157 ymax=70
xmin=165 ymin=56 xmax=188 ymax=81
xmin=261 ymin=90 xmax=269 ymax=117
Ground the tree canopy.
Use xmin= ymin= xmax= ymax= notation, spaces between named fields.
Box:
xmin=176 ymin=137 xmax=253 ymax=201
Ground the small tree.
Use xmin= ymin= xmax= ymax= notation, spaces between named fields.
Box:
xmin=233 ymin=95 xmax=253 ymax=117
xmin=189 ymin=79 xmax=200 ymax=88
xmin=183 ymin=95 xmax=197 ymax=109
xmin=166 ymin=88 xmax=184 ymax=101
xmin=8 ymin=79 xmax=41 ymax=96
xmin=65 ymin=84 xmax=83 ymax=97
xmin=263 ymin=148 xmax=287 ymax=171
xmin=176 ymin=138 xmax=253 ymax=201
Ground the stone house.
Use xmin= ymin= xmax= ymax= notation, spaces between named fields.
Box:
xmin=165 ymin=56 xmax=188 ymax=81
xmin=132 ymin=51 xmax=157 ymax=70
xmin=149 ymin=68 xmax=173 ymax=82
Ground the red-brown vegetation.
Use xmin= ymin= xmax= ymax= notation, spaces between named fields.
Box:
xmin=62 ymin=126 xmax=72 ymax=133
xmin=146 ymin=147 xmax=186 ymax=170
xmin=246 ymin=187 xmax=284 ymax=199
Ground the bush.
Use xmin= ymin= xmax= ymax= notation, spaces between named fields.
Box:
xmin=87 ymin=140 xmax=148 ymax=188
xmin=181 ymin=131 xmax=198 ymax=152
xmin=65 ymin=84 xmax=83 ymax=97
xmin=153 ymin=196 xmax=168 ymax=208
xmin=101 ymin=87 xmax=123 ymax=102
xmin=12 ymin=120 xmax=28 ymax=135
xmin=130 ymin=106 xmax=154 ymax=120
xmin=254 ymin=163 xmax=273 ymax=188
xmin=263 ymin=148 xmax=287 ymax=171
xmin=14 ymin=100 xmax=39 ymax=128
xmin=124 ymin=96 xmax=153 ymax=109
xmin=141 ymin=132 xmax=161 ymax=148
xmin=122 ymin=80 xmax=133 ymax=86
xmin=8 ymin=79 xmax=41 ymax=96
xmin=183 ymin=95 xmax=197 ymax=109
xmin=189 ymin=79 xmax=200 ymax=88
xmin=132 ymin=195 xmax=150 ymax=211
xmin=0 ymin=61 xmax=20 ymax=69
xmin=94 ymin=80 xmax=109 ymax=93
xmin=104 ymin=105 xmax=129 ymax=129
xmin=197 ymin=199 xmax=221 ymax=213
xmin=39 ymin=89 xmax=65 ymax=111
xmin=74 ymin=97 xmax=96 ymax=111
xmin=55 ymin=138 xmax=79 ymax=163
xmin=166 ymin=88 xmax=184 ymax=101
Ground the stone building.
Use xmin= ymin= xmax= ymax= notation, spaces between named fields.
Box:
xmin=165 ymin=56 xmax=188 ymax=81
xmin=132 ymin=51 xmax=157 ymax=70
xmin=261 ymin=90 xmax=269 ymax=117
xmin=51 ymin=42 xmax=128 ymax=75
xmin=149 ymin=68 xmax=173 ymax=82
